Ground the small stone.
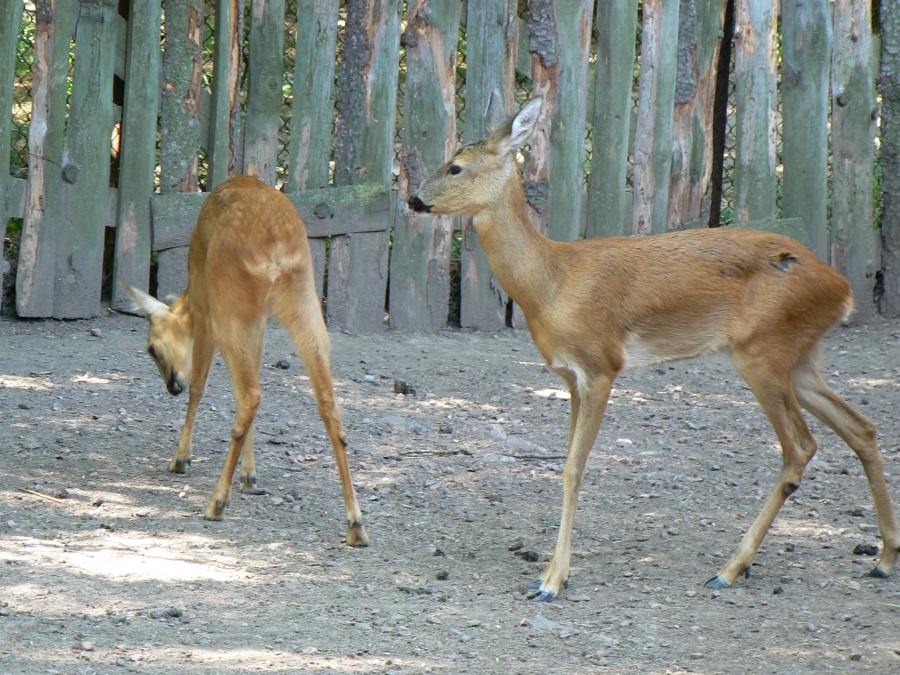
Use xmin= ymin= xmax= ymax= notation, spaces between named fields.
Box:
xmin=464 ymin=513 xmax=475 ymax=523
xmin=433 ymin=548 xmax=446 ymax=557
xmin=393 ymin=379 xmax=416 ymax=396
xmin=81 ymin=641 xmax=93 ymax=651
xmin=515 ymin=550 xmax=539 ymax=562
xmin=853 ymin=543 xmax=879 ymax=556
xmin=274 ymin=359 xmax=290 ymax=370
xmin=363 ymin=374 xmax=376 ymax=383
xmin=270 ymin=497 xmax=284 ymax=506
xmin=89 ymin=328 xmax=103 ymax=338
xmin=508 ymin=539 xmax=524 ymax=552
xmin=166 ymin=606 xmax=183 ymax=618
xmin=772 ymin=586 xmax=784 ymax=595
xmin=846 ymin=580 xmax=861 ymax=591
xmin=426 ymin=616 xmax=442 ymax=625
xmin=92 ymin=498 xmax=103 ymax=507
xmin=116 ymin=658 xmax=127 ymax=667
xmin=685 ymin=590 xmax=697 ymax=598
xmin=859 ymin=523 xmax=879 ymax=533
xmin=18 ymin=403 xmax=30 ymax=410
xmin=615 ymin=438 xmax=633 ymax=447
xmin=436 ymin=570 xmax=449 ymax=581
xmin=847 ymin=653 xmax=862 ymax=662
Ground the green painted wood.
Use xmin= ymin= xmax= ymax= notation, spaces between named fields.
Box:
xmin=733 ymin=0 xmax=777 ymax=222
xmin=243 ymin=0 xmax=284 ymax=185
xmin=111 ymin=0 xmax=163 ymax=310
xmin=207 ymin=0 xmax=244 ymax=189
xmin=389 ymin=0 xmax=462 ymax=332
xmin=287 ymin=0 xmax=338 ymax=192
xmin=460 ymin=0 xmax=518 ymax=331
xmin=586 ymin=0 xmax=638 ymax=239
xmin=150 ymin=183 xmax=391 ymax=249
xmin=781 ymin=0 xmax=831 ymax=262
xmin=113 ymin=13 xmax=127 ymax=79
xmin=880 ymin=0 xmax=900 ymax=315
xmin=0 ymin=0 xmax=24 ymax=279
xmin=4 ymin=178 xmax=25 ymax=219
xmin=733 ymin=218 xmax=808 ymax=247
xmin=632 ymin=0 xmax=681 ymax=235
xmin=831 ymin=0 xmax=879 ymax=320
xmin=16 ymin=0 xmax=76 ymax=317
xmin=523 ymin=0 xmax=592 ymax=242
xmin=329 ymin=0 xmax=400 ymax=332
xmin=667 ymin=0 xmax=726 ymax=230
xmin=54 ymin=0 xmax=119 ymax=318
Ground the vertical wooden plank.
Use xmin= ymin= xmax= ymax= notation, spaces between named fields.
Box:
xmin=16 ymin=0 xmax=75 ymax=317
xmin=0 ymin=0 xmax=24 ymax=284
xmin=389 ymin=0 xmax=462 ymax=332
xmin=666 ymin=0 xmax=726 ymax=230
xmin=111 ymin=0 xmax=163 ymax=310
xmin=329 ymin=0 xmax=400 ymax=332
xmin=207 ymin=0 xmax=244 ymax=189
xmin=632 ymin=0 xmax=681 ymax=235
xmin=586 ymin=0 xmax=638 ymax=239
xmin=781 ymin=0 xmax=831 ymax=262
xmin=243 ymin=0 xmax=285 ymax=185
xmin=880 ymin=0 xmax=900 ymax=315
xmin=732 ymin=0 xmax=777 ymax=222
xmin=158 ymin=0 xmax=202 ymax=296
xmin=831 ymin=0 xmax=878 ymax=319
xmin=522 ymin=0 xmax=592 ymax=242
xmin=460 ymin=0 xmax=517 ymax=330
xmin=287 ymin=0 xmax=338 ymax=192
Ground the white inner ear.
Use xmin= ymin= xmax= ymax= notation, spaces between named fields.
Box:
xmin=508 ymin=98 xmax=542 ymax=148
xmin=121 ymin=282 xmax=170 ymax=318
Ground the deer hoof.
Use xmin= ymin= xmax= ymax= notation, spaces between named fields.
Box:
xmin=868 ymin=566 xmax=889 ymax=579
xmin=169 ymin=457 xmax=191 ymax=474
xmin=529 ymin=589 xmax=557 ymax=602
xmin=525 ymin=579 xmax=543 ymax=590
xmin=204 ymin=499 xmax=227 ymax=521
xmin=239 ymin=473 xmax=257 ymax=490
xmin=346 ymin=522 xmax=369 ymax=547
xmin=704 ymin=575 xmax=732 ymax=589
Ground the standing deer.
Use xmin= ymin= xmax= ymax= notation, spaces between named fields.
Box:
xmin=122 ymin=175 xmax=368 ymax=546
xmin=409 ymin=94 xmax=899 ymax=600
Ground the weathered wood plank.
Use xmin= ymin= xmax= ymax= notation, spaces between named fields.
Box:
xmin=4 ymin=178 xmax=25 ymax=220
xmin=156 ymin=246 xmax=189 ymax=300
xmin=329 ymin=0 xmax=400 ymax=332
xmin=287 ymin=0 xmax=338 ymax=192
xmin=389 ymin=0 xmax=462 ymax=332
xmin=781 ymin=0 xmax=831 ymax=262
xmin=207 ymin=0 xmax=244 ymax=189
xmin=243 ymin=0 xmax=284 ymax=185
xmin=880 ymin=0 xmax=900 ymax=315
xmin=16 ymin=0 xmax=76 ymax=317
xmin=111 ymin=0 xmax=163 ymax=310
xmin=632 ymin=0 xmax=681 ymax=235
xmin=150 ymin=183 xmax=391 ymax=250
xmin=460 ymin=0 xmax=518 ymax=331
xmin=733 ymin=218 xmax=808 ymax=246
xmin=586 ymin=0 xmax=638 ymax=239
xmin=0 ymin=0 xmax=24 ymax=279
xmin=667 ymin=0 xmax=726 ymax=230
xmin=733 ymin=0 xmax=777 ymax=222
xmin=831 ymin=0 xmax=879 ymax=320
xmin=53 ymin=0 xmax=119 ymax=318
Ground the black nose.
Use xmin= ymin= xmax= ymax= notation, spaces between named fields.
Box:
xmin=409 ymin=195 xmax=432 ymax=213
xmin=167 ymin=374 xmax=183 ymax=396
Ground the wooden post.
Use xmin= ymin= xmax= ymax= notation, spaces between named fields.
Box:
xmin=781 ymin=0 xmax=831 ymax=262
xmin=586 ymin=0 xmax=639 ymax=239
xmin=207 ymin=0 xmax=244 ymax=189
xmin=329 ymin=0 xmax=400 ymax=332
xmin=880 ymin=0 xmax=900 ymax=315
xmin=0 ymin=0 xmax=24 ymax=279
xmin=111 ymin=0 xmax=163 ymax=310
xmin=460 ymin=0 xmax=517 ymax=330
xmin=732 ymin=0 xmax=777 ymax=222
xmin=16 ymin=0 xmax=76 ymax=317
xmin=243 ymin=0 xmax=284 ymax=185
xmin=389 ymin=0 xmax=463 ymax=332
xmin=287 ymin=0 xmax=338 ymax=192
xmin=666 ymin=0 xmax=726 ymax=230
xmin=522 ymin=0 xmax=593 ymax=242
xmin=831 ymin=0 xmax=878 ymax=319
xmin=632 ymin=0 xmax=681 ymax=235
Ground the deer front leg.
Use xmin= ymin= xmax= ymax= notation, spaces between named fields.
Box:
xmin=238 ymin=423 xmax=257 ymax=490
xmin=528 ymin=374 xmax=611 ymax=601
xmin=171 ymin=321 xmax=214 ymax=474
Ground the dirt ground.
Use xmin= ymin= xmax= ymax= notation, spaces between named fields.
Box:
xmin=1 ymin=313 xmax=899 ymax=675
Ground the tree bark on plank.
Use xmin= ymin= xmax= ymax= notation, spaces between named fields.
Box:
xmin=207 ymin=0 xmax=244 ymax=189
xmin=831 ymin=0 xmax=878 ymax=320
xmin=881 ymin=0 xmax=900 ymax=315
xmin=390 ymin=0 xmax=463 ymax=332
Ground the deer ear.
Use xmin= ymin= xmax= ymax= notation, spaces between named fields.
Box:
xmin=118 ymin=281 xmax=170 ymax=319
xmin=497 ymin=98 xmax=542 ymax=155
xmin=485 ymin=87 xmax=507 ymax=131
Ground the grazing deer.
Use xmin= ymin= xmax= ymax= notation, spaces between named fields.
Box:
xmin=122 ymin=175 xmax=368 ymax=546
xmin=409 ymin=94 xmax=899 ymax=600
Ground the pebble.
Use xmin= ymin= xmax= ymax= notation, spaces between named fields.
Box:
xmin=363 ymin=374 xmax=376 ymax=383
xmin=853 ymin=543 xmax=879 ymax=556
xmin=848 ymin=653 xmax=862 ymax=661
xmin=81 ymin=641 xmax=93 ymax=651
xmin=274 ymin=360 xmax=290 ymax=370
xmin=89 ymin=328 xmax=103 ymax=338
xmin=436 ymin=570 xmax=449 ymax=580
xmin=615 ymin=438 xmax=633 ymax=447
xmin=772 ymin=586 xmax=784 ymax=595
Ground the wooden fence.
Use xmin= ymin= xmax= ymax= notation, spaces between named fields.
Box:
xmin=1 ymin=0 xmax=884 ymax=329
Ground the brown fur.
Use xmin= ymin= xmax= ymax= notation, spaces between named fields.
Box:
xmin=123 ymin=175 xmax=368 ymax=545
xmin=411 ymin=97 xmax=899 ymax=599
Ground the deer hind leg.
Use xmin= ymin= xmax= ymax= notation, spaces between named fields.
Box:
xmin=276 ymin=289 xmax=368 ymax=547
xmin=793 ymin=355 xmax=900 ymax=578
xmin=204 ymin=317 xmax=266 ymax=521
xmin=238 ymin=334 xmax=266 ymax=491
xmin=171 ymin=317 xmax=215 ymax=474
xmin=707 ymin=353 xmax=818 ymax=588
xmin=528 ymin=372 xmax=612 ymax=601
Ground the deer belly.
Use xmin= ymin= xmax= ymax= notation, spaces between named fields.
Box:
xmin=621 ymin=332 xmax=729 ymax=371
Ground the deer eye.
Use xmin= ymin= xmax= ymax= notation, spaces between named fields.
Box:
xmin=147 ymin=345 xmax=158 ymax=360
xmin=448 ymin=164 xmax=462 ymax=175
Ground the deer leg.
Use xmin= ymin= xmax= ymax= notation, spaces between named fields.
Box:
xmin=707 ymin=356 xmax=817 ymax=588
xmin=528 ymin=373 xmax=611 ymax=601
xmin=171 ymin=318 xmax=214 ymax=474
xmin=278 ymin=290 xmax=368 ymax=547
xmin=205 ymin=319 xmax=265 ymax=521
xmin=793 ymin=357 xmax=900 ymax=578
xmin=238 ymin=337 xmax=265 ymax=491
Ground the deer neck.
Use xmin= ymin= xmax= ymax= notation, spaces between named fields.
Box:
xmin=472 ymin=168 xmax=556 ymax=316
xmin=170 ymin=291 xmax=194 ymax=340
